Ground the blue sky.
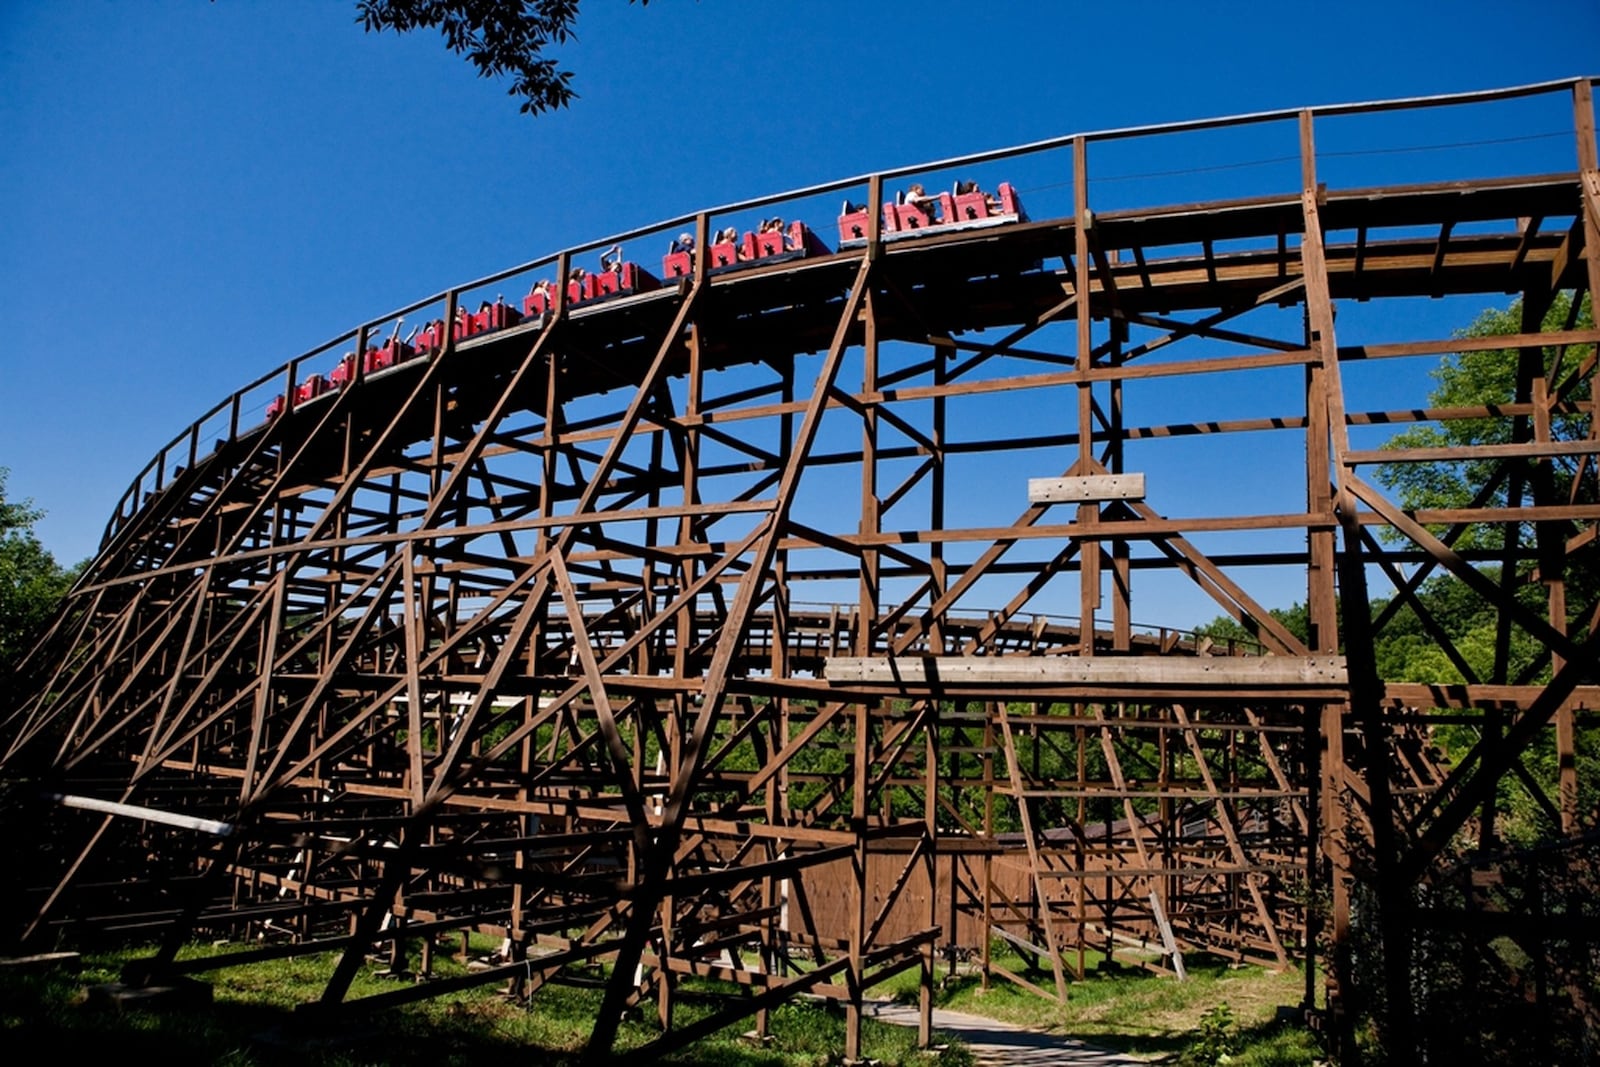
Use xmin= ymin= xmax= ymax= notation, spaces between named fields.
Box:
xmin=1 ymin=1 xmax=1596 ymax=629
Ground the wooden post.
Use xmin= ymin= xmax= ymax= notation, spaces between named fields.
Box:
xmin=1073 ymin=135 xmax=1099 ymax=654
xmin=845 ymin=699 xmax=870 ymax=1062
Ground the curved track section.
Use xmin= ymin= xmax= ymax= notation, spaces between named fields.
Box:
xmin=4 ymin=79 xmax=1599 ymax=1058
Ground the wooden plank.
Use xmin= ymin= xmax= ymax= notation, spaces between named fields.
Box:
xmin=824 ymin=655 xmax=1347 ymax=687
xmin=1380 ymin=682 xmax=1600 ymax=710
xmin=1028 ymin=473 xmax=1147 ymax=503
xmin=0 ymin=952 xmax=82 ymax=974
xmin=989 ymin=923 xmax=1052 ymax=960
xmin=1345 ymin=438 xmax=1600 ymax=466
xmin=1337 ymin=327 xmax=1600 ymax=364
xmin=1149 ymin=890 xmax=1187 ymax=980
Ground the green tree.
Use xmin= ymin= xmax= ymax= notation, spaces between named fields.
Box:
xmin=1192 ymin=293 xmax=1596 ymax=822
xmin=1191 ymin=297 xmax=1597 ymax=1060
xmin=1368 ymin=290 xmax=1596 ymax=694
xmin=1374 ymin=292 xmax=1594 ymax=553
xmin=1194 ymin=293 xmax=1593 ymax=683
xmin=355 ymin=0 xmax=646 ymax=116
xmin=0 ymin=469 xmax=80 ymax=672
xmin=1191 ymin=602 xmax=1310 ymax=653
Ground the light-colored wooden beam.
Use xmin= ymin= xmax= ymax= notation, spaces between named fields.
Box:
xmin=824 ymin=654 xmax=1347 ymax=687
xmin=1028 ymin=473 xmax=1147 ymax=503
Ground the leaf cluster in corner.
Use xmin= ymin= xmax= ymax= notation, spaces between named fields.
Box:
xmin=355 ymin=1 xmax=645 ymax=116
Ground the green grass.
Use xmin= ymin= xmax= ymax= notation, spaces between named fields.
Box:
xmin=871 ymin=947 xmax=1325 ymax=1065
xmin=1 ymin=937 xmax=1330 ymax=1065
xmin=1 ymin=943 xmax=974 ymax=1066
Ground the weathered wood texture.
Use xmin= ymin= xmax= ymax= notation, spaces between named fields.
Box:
xmin=1028 ymin=474 xmax=1148 ymax=503
xmin=824 ymin=655 xmax=1349 ymax=687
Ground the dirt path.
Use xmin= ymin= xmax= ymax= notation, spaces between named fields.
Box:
xmin=865 ymin=1000 xmax=1147 ymax=1065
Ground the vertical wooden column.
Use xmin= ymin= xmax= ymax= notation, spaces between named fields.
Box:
xmin=930 ymin=327 xmax=949 ymax=654
xmin=401 ymin=553 xmax=425 ymax=807
xmin=859 ymin=286 xmax=881 ymax=652
xmin=920 ymin=704 xmax=937 ymax=1047
xmin=756 ymin=457 xmax=793 ymax=1040
xmin=1302 ymin=106 xmax=1411 ymax=1057
xmin=1073 ymin=136 xmax=1099 ymax=654
xmin=1108 ymin=317 xmax=1131 ymax=650
xmin=509 ymin=683 xmax=534 ymax=981
xmin=945 ymin=735 xmax=961 ymax=984
xmin=980 ymin=702 xmax=995 ymax=991
xmin=667 ymin=280 xmax=708 ymax=1011
xmin=1576 ymin=80 xmax=1600 ymax=409
xmin=845 ymin=698 xmax=870 ymax=1063
xmin=521 ymin=304 xmax=564 ymax=997
xmin=755 ymin=572 xmax=788 ymax=1039
xmin=1074 ymin=720 xmax=1087 ymax=978
xmin=1303 ymin=168 xmax=1338 ymax=656
xmin=659 ymin=302 xmax=704 ymax=1035
xmin=1559 ymin=78 xmax=1600 ymax=833
xmin=1299 ymin=106 xmax=1356 ymax=1047
xmin=1156 ymin=719 xmax=1172 ymax=976
xmin=845 ymin=183 xmax=882 ymax=1064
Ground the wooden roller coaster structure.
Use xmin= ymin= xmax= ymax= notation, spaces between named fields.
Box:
xmin=3 ymin=78 xmax=1598 ymax=1061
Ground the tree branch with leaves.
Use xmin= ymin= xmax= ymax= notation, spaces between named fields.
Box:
xmin=354 ymin=0 xmax=646 ymax=115
xmin=1375 ymin=292 xmax=1594 ymax=552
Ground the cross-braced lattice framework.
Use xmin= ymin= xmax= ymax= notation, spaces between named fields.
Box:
xmin=3 ymin=78 xmax=1597 ymax=1060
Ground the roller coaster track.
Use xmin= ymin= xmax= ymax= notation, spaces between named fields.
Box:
xmin=3 ymin=77 xmax=1599 ymax=1060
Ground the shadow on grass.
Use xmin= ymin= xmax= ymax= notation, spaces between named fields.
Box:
xmin=2 ymin=969 xmax=543 ymax=1067
xmin=2 ymin=963 xmax=973 ymax=1067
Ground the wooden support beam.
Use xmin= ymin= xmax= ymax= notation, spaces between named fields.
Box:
xmin=824 ymin=655 xmax=1347 ymax=688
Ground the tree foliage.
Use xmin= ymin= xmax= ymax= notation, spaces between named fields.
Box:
xmin=0 ymin=469 xmax=79 ymax=672
xmin=1191 ymin=293 xmax=1599 ymax=1058
xmin=1374 ymin=292 xmax=1594 ymax=553
xmin=1192 ymin=602 xmax=1310 ymax=654
xmin=1364 ymin=293 xmax=1598 ymax=807
xmin=354 ymin=0 xmax=644 ymax=116
xmin=1191 ymin=294 xmax=1598 ymax=834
